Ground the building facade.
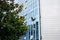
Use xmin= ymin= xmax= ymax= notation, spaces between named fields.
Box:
xmin=19 ymin=0 xmax=40 ymax=40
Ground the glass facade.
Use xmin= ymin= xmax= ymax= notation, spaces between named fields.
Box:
xmin=19 ymin=0 xmax=39 ymax=40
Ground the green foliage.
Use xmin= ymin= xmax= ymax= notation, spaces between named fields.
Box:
xmin=0 ymin=0 xmax=28 ymax=40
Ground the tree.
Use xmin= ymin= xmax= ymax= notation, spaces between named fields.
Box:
xmin=0 ymin=0 xmax=28 ymax=40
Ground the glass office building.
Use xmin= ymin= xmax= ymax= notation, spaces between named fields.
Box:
xmin=19 ymin=0 xmax=40 ymax=40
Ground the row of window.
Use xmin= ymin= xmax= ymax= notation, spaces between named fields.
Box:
xmin=20 ymin=0 xmax=39 ymax=40
xmin=25 ymin=7 xmax=39 ymax=20
xmin=26 ymin=22 xmax=39 ymax=40
xmin=24 ymin=0 xmax=38 ymax=12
